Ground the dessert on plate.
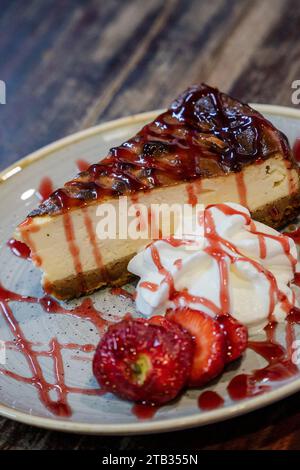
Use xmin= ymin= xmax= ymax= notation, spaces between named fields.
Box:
xmin=15 ymin=84 xmax=300 ymax=300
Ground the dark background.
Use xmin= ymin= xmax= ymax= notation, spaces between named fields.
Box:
xmin=1 ymin=0 xmax=300 ymax=450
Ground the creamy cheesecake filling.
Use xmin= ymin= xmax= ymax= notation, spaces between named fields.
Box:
xmin=15 ymin=154 xmax=300 ymax=298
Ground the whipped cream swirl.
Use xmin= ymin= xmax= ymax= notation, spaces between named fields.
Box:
xmin=128 ymin=203 xmax=299 ymax=333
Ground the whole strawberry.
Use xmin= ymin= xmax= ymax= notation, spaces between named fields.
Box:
xmin=93 ymin=317 xmax=194 ymax=405
xmin=167 ymin=308 xmax=227 ymax=387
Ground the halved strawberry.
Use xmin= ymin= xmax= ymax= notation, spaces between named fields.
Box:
xmin=217 ymin=314 xmax=248 ymax=363
xmin=166 ymin=308 xmax=226 ymax=387
xmin=149 ymin=315 xmax=191 ymax=338
xmin=93 ymin=317 xmax=194 ymax=405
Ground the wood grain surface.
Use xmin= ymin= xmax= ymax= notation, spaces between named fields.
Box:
xmin=0 ymin=0 xmax=300 ymax=450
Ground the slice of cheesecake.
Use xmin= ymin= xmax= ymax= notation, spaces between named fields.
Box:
xmin=15 ymin=84 xmax=300 ymax=300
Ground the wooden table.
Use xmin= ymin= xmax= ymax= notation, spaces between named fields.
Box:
xmin=0 ymin=0 xmax=300 ymax=450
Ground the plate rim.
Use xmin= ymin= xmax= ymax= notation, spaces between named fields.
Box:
xmin=1 ymin=103 xmax=300 ymax=435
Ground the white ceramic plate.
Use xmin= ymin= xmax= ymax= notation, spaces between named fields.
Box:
xmin=0 ymin=105 xmax=300 ymax=435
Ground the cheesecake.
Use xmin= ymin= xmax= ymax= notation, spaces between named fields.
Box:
xmin=15 ymin=84 xmax=300 ymax=300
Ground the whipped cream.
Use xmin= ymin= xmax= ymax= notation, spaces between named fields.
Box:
xmin=128 ymin=203 xmax=299 ymax=333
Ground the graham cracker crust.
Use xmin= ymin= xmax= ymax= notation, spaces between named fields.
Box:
xmin=46 ymin=254 xmax=134 ymax=300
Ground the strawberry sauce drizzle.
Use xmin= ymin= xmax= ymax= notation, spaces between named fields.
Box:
xmin=293 ymin=138 xmax=300 ymax=162
xmin=174 ymin=258 xmax=183 ymax=269
xmin=132 ymin=403 xmax=160 ymax=419
xmin=110 ymin=287 xmax=135 ymax=301
xmin=0 ymin=282 xmax=110 ymax=416
xmin=198 ymin=390 xmax=224 ymax=411
xmin=130 ymin=193 xmax=148 ymax=233
xmin=63 ymin=212 xmax=85 ymax=291
xmin=150 ymin=245 xmax=175 ymax=297
xmin=227 ymin=307 xmax=300 ymax=402
xmin=186 ymin=183 xmax=198 ymax=206
xmin=228 ymin=323 xmax=299 ymax=401
xmin=37 ymin=177 xmax=54 ymax=202
xmin=18 ymin=220 xmax=42 ymax=267
xmin=172 ymin=289 xmax=221 ymax=314
xmin=227 ymin=373 xmax=270 ymax=400
xmin=235 ymin=172 xmax=248 ymax=208
xmin=82 ymin=207 xmax=108 ymax=281
xmin=139 ymin=282 xmax=159 ymax=292
xmin=76 ymin=159 xmax=90 ymax=172
xmin=7 ymin=238 xmax=31 ymax=260
xmin=250 ymin=221 xmax=267 ymax=259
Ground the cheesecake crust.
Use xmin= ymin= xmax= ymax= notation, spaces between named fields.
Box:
xmin=252 ymin=192 xmax=300 ymax=229
xmin=46 ymin=255 xmax=134 ymax=300
xmin=47 ymin=193 xmax=300 ymax=300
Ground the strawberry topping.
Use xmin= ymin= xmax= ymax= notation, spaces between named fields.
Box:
xmin=167 ymin=308 xmax=227 ymax=387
